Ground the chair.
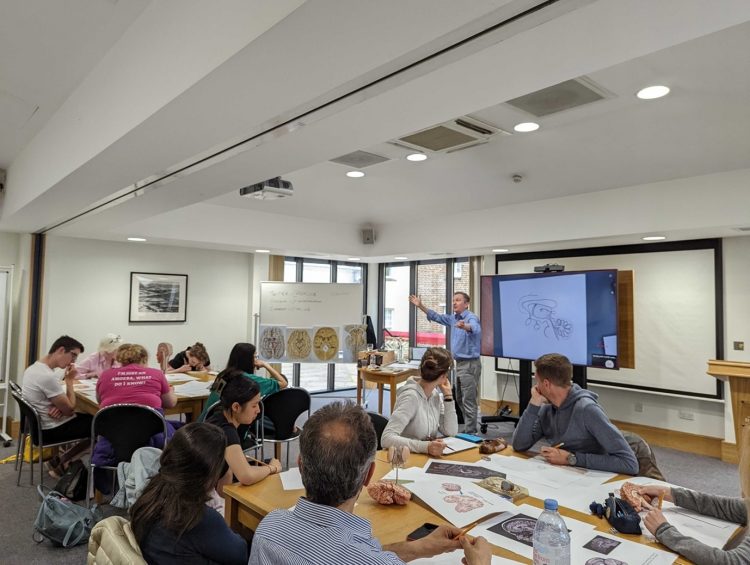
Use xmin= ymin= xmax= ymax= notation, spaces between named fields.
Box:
xmin=261 ymin=388 xmax=311 ymax=470
xmin=155 ymin=342 xmax=173 ymax=373
xmin=200 ymin=399 xmax=264 ymax=460
xmin=367 ymin=411 xmax=389 ymax=450
xmin=8 ymin=381 xmax=24 ymax=468
xmin=10 ymin=388 xmax=89 ymax=488
xmin=622 ymin=430 xmax=666 ymax=480
xmin=88 ymin=404 xmax=168 ymax=508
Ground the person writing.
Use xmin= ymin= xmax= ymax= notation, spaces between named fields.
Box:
xmin=381 ymin=347 xmax=458 ymax=456
xmin=249 ymin=401 xmax=492 ymax=565
xmin=512 ymin=353 xmax=637 ymax=474
xmin=633 ymin=427 xmax=750 ymax=564
xmin=205 ymin=369 xmax=282 ymax=490
xmin=167 ymin=342 xmax=211 ymax=373
xmin=409 ymin=292 xmax=482 ymax=434
xmin=130 ymin=423 xmax=249 ymax=564
xmin=75 ymin=333 xmax=122 ymax=379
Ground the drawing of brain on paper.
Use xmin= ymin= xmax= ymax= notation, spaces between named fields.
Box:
xmin=441 ymin=483 xmax=485 ymax=513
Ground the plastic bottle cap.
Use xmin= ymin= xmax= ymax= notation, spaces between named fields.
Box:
xmin=543 ymin=498 xmax=558 ymax=511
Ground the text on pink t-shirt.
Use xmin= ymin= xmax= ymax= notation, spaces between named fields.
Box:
xmin=97 ymin=364 xmax=170 ymax=409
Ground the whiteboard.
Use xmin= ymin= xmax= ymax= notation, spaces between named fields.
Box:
xmin=497 ymin=248 xmax=718 ymax=398
xmin=259 ymin=282 xmax=363 ymax=327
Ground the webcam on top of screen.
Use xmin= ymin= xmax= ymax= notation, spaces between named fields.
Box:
xmin=533 ymin=263 xmax=565 ymax=273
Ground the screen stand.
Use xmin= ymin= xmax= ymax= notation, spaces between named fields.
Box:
xmin=479 ymin=361 xmax=588 ymax=434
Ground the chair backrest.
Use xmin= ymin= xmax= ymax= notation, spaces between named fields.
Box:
xmin=93 ymin=404 xmax=168 ymax=463
xmin=198 ymin=400 xmax=221 ymax=423
xmin=262 ymin=388 xmax=311 ymax=440
xmin=9 ymin=380 xmax=22 ymax=395
xmin=367 ymin=412 xmax=389 ymax=450
xmin=10 ymin=388 xmax=43 ymax=444
xmin=622 ymin=430 xmax=666 ymax=481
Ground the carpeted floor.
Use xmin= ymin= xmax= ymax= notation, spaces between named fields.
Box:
xmin=0 ymin=389 xmax=740 ymax=563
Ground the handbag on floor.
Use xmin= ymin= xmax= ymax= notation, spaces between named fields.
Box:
xmin=53 ymin=460 xmax=88 ymax=501
xmin=33 ymin=485 xmax=102 ymax=548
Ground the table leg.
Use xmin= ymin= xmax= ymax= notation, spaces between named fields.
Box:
xmin=390 ymin=376 xmax=397 ymax=415
xmin=225 ymin=493 xmax=238 ymax=528
xmin=357 ymin=370 xmax=362 ymax=406
xmin=378 ymin=384 xmax=384 ymax=414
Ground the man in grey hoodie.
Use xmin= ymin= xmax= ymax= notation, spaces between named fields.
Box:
xmin=512 ymin=353 xmax=638 ymax=475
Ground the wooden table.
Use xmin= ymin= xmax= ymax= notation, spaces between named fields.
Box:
xmin=224 ymin=446 xmax=690 ymax=563
xmin=356 ymin=365 xmax=419 ymax=414
xmin=74 ymin=371 xmax=214 ymax=421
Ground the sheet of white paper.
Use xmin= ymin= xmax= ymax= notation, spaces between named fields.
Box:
xmin=279 ymin=467 xmax=304 ymax=491
xmin=166 ymin=374 xmax=198 ymax=382
xmin=573 ymin=530 xmax=676 ymax=565
xmin=406 ymin=476 xmax=516 ymax=528
xmin=380 ymin=466 xmax=425 ymax=483
xmin=488 ymin=454 xmax=616 ymax=490
xmin=442 ymin=436 xmax=480 ymax=454
xmin=172 ymin=381 xmax=212 ymax=397
xmin=410 ymin=549 xmax=522 ymax=564
xmin=468 ymin=503 xmax=595 ymax=560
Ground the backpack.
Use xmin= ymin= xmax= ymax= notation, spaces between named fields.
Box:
xmin=33 ymin=486 xmax=102 ymax=548
xmin=53 ymin=460 xmax=88 ymax=501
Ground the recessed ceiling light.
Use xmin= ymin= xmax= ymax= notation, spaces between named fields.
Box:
xmin=394 ymin=256 xmax=408 ymax=260
xmin=255 ymin=249 xmax=271 ymax=253
xmin=642 ymin=235 xmax=667 ymax=241
xmin=513 ymin=122 xmax=539 ymax=133
xmin=636 ymin=85 xmax=670 ymax=100
xmin=492 ymin=248 xmax=510 ymax=253
xmin=347 ymin=257 xmax=360 ymax=261
xmin=406 ymin=153 xmax=427 ymax=162
xmin=346 ymin=171 xmax=365 ymax=178
xmin=127 ymin=237 xmax=147 ymax=242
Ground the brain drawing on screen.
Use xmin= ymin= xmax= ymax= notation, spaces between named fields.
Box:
xmin=518 ymin=294 xmax=573 ymax=340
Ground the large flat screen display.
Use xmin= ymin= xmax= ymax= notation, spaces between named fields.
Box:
xmin=480 ymin=270 xmax=618 ymax=369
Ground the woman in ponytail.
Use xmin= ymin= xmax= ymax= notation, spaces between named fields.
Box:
xmin=130 ymin=423 xmax=248 ymax=564
xmin=381 ymin=347 xmax=458 ymax=456
xmin=206 ymin=369 xmax=282 ymax=489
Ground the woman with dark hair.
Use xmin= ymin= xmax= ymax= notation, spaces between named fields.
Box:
xmin=381 ymin=347 xmax=458 ymax=456
xmin=167 ymin=342 xmax=211 ymax=374
xmin=206 ymin=369 xmax=282 ymax=489
xmin=199 ymin=342 xmax=287 ymax=421
xmin=130 ymin=422 xmax=248 ymax=564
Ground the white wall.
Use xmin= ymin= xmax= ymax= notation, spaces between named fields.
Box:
xmin=43 ymin=236 xmax=254 ymax=371
xmin=0 ymin=232 xmax=27 ymax=380
xmin=479 ymin=238 xmax=750 ymax=442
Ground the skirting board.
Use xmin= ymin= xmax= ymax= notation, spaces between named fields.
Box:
xmin=479 ymin=399 xmax=729 ymax=462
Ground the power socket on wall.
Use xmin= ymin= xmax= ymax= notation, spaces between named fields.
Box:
xmin=678 ymin=410 xmax=695 ymax=421
xmin=734 ymin=341 xmax=745 ymax=351
xmin=634 ymin=402 xmax=644 ymax=413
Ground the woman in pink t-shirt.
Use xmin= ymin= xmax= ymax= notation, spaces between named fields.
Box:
xmin=97 ymin=344 xmax=177 ymax=409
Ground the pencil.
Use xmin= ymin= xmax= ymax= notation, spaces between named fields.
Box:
xmin=246 ymin=455 xmax=272 ymax=468
xmin=552 ymin=442 xmax=565 ymax=449
xmin=453 ymin=511 xmax=503 ymax=539
xmin=657 ymin=493 xmax=664 ymax=509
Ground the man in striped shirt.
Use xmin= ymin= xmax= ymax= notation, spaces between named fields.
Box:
xmin=249 ymin=402 xmax=492 ymax=565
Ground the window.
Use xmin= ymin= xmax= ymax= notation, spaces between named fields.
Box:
xmin=416 ymin=262 xmax=447 ymax=348
xmin=382 ymin=265 xmax=410 ymax=351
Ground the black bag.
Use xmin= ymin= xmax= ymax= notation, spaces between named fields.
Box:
xmin=53 ymin=460 xmax=88 ymax=502
xmin=33 ymin=486 xmax=101 ymax=547
xmin=590 ymin=493 xmax=642 ymax=535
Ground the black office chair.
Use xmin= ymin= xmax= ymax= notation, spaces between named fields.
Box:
xmin=262 ymin=388 xmax=311 ymax=470
xmin=10 ymin=388 xmax=89 ymax=488
xmin=367 ymin=411 xmax=389 ymax=450
xmin=87 ymin=404 xmax=168 ymax=508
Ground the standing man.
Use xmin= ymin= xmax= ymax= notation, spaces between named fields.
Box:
xmin=21 ymin=335 xmax=93 ymax=477
xmin=409 ymin=292 xmax=482 ymax=434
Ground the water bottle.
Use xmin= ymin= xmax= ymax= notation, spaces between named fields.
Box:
xmin=532 ymin=499 xmax=570 ymax=565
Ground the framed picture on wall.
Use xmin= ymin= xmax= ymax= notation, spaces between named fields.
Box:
xmin=129 ymin=272 xmax=188 ymax=323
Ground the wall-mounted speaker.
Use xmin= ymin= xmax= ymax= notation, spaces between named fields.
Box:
xmin=362 ymin=227 xmax=375 ymax=245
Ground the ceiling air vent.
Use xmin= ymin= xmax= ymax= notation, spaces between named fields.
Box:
xmin=330 ymin=150 xmax=390 ymax=168
xmin=506 ymin=77 xmax=611 ymax=117
xmin=733 ymin=227 xmax=750 ymax=232
xmin=395 ymin=116 xmax=506 ymax=154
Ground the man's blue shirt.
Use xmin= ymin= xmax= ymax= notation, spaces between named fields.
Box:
xmin=426 ymin=309 xmax=481 ymax=359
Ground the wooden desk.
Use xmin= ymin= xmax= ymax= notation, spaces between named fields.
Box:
xmin=357 ymin=365 xmax=419 ymax=414
xmin=707 ymin=359 xmax=750 ymax=460
xmin=224 ymin=447 xmax=688 ymax=563
xmin=74 ymin=371 xmax=214 ymax=421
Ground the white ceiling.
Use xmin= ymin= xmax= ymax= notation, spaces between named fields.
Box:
xmin=2 ymin=0 xmax=750 ymax=262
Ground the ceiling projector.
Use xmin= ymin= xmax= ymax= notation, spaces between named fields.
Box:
xmin=239 ymin=177 xmax=293 ymax=200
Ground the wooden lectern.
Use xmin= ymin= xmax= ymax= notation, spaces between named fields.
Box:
xmin=707 ymin=359 xmax=750 ymax=459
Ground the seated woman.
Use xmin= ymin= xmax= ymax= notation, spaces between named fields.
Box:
xmin=93 ymin=344 xmax=178 ymax=493
xmin=199 ymin=342 xmax=287 ymax=421
xmin=75 ymin=333 xmax=122 ymax=379
xmin=206 ymin=369 xmax=282 ymax=490
xmin=167 ymin=342 xmax=211 ymax=374
xmin=130 ymin=422 xmax=248 ymax=565
xmin=637 ymin=429 xmax=750 ymax=564
xmin=381 ymin=347 xmax=458 ymax=456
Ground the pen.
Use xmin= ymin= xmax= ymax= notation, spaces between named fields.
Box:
xmin=552 ymin=442 xmax=565 ymax=449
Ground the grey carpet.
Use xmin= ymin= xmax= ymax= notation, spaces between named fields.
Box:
xmin=0 ymin=390 xmax=739 ymax=563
